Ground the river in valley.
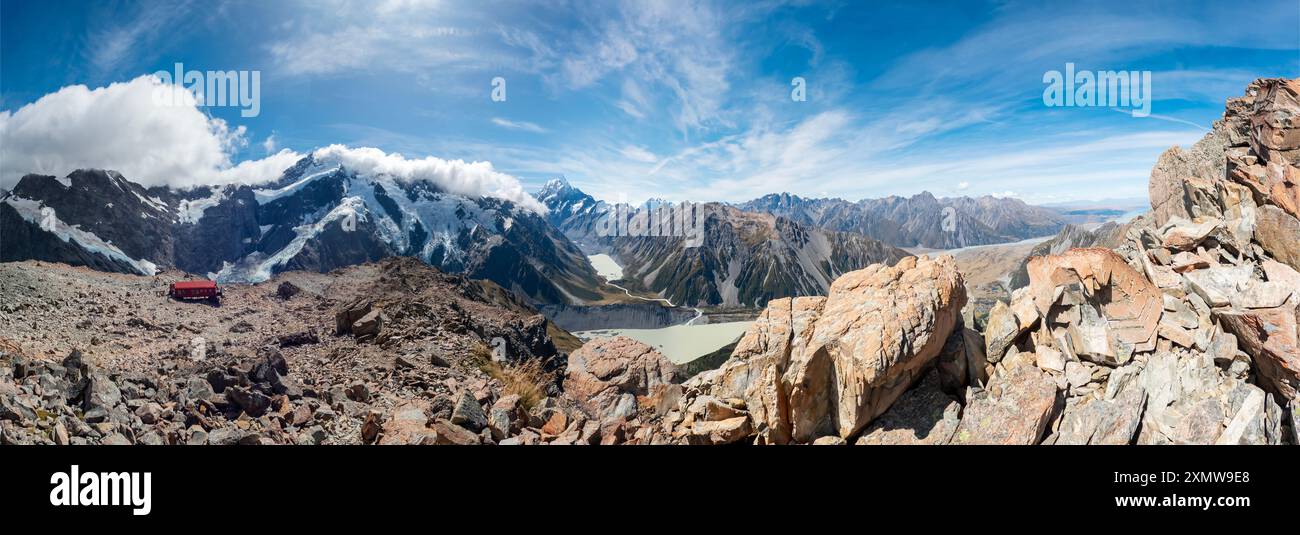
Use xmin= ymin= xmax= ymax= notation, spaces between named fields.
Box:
xmin=557 ymin=255 xmax=754 ymax=365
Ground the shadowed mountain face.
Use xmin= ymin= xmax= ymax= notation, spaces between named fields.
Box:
xmin=738 ymin=191 xmax=1068 ymax=249
xmin=535 ymin=180 xmax=909 ymax=308
xmin=1 ymin=157 xmax=602 ymax=305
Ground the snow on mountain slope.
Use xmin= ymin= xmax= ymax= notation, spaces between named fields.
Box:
xmin=535 ymin=181 xmax=910 ymax=307
xmin=2 ymin=155 xmax=602 ymax=306
xmin=2 ymin=194 xmax=157 ymax=275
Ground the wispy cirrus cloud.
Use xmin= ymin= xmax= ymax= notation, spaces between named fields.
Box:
xmin=490 ymin=117 xmax=547 ymax=133
xmin=82 ymin=0 xmax=197 ymax=78
xmin=10 ymin=0 xmax=1290 ymax=207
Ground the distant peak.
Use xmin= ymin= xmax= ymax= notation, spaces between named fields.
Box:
xmin=537 ymin=176 xmax=589 ymax=202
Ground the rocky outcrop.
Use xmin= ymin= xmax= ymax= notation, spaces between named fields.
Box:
xmin=0 ymin=257 xmax=576 ymax=445
xmin=952 ymin=352 xmax=1059 ymax=444
xmin=951 ymin=78 xmax=1300 ymax=445
xmin=563 ymin=336 xmax=682 ymax=423
xmin=656 ymin=255 xmax=966 ymax=444
xmin=1025 ymin=248 xmax=1163 ymax=366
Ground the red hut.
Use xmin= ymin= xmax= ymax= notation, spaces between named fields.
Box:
xmin=169 ymin=280 xmax=222 ymax=302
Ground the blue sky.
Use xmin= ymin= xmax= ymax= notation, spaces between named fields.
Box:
xmin=2 ymin=0 xmax=1298 ymax=204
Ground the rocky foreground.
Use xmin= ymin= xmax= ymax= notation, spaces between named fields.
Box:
xmin=1 ymin=78 xmax=1299 ymax=445
xmin=0 ymin=257 xmax=587 ymax=445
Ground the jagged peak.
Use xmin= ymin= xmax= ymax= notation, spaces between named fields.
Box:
xmin=537 ymin=175 xmax=577 ymax=197
xmin=543 ymin=175 xmax=571 ymax=188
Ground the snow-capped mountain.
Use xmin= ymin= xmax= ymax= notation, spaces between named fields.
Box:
xmin=2 ymin=157 xmax=603 ymax=305
xmin=534 ymin=180 xmax=909 ymax=307
xmin=534 ymin=177 xmax=609 ymax=252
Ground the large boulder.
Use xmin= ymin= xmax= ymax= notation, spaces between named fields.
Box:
xmin=564 ymin=336 xmax=681 ymax=422
xmin=674 ymin=255 xmax=966 ymax=444
xmin=1025 ymin=248 xmax=1162 ymax=366
xmin=1255 ymin=205 xmax=1300 ymax=270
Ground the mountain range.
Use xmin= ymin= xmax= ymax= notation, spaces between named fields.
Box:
xmin=1 ymin=156 xmax=602 ymax=305
xmin=737 ymin=192 xmax=1069 ymax=249
xmin=535 ymin=178 xmax=910 ymax=307
xmin=3 ymin=161 xmax=1123 ymax=310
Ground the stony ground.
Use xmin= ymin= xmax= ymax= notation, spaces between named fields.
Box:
xmin=0 ymin=258 xmax=595 ymax=445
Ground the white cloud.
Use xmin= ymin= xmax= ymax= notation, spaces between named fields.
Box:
xmin=956 ymin=181 xmax=970 ymax=191
xmin=0 ymin=75 xmax=294 ymax=189
xmin=83 ymin=1 xmax=196 ymax=76
xmin=215 ymin=149 xmax=306 ymax=186
xmin=267 ymin=2 xmax=495 ymax=79
xmin=490 ymin=117 xmax=547 ymax=133
xmin=262 ymin=133 xmax=278 ymax=154
xmin=619 ymin=145 xmax=658 ymax=163
xmin=311 ymin=145 xmax=547 ymax=213
xmin=0 ymin=76 xmax=548 ymax=213
xmin=615 ymin=79 xmax=650 ymax=119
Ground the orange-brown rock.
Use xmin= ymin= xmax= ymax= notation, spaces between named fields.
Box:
xmin=1218 ymin=304 xmax=1300 ymax=400
xmin=564 ymin=336 xmax=681 ymax=422
xmin=1026 ymin=248 xmax=1162 ymax=365
xmin=679 ymin=255 xmax=966 ymax=444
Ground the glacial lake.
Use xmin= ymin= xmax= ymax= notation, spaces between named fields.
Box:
xmin=577 ymin=253 xmax=752 ymax=364
xmin=574 ymin=321 xmax=754 ymax=364
xmin=588 ymin=253 xmax=624 ymax=280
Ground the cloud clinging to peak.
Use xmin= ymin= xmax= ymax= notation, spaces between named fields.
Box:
xmin=0 ymin=76 xmax=544 ymax=213
xmin=312 ymin=145 xmax=547 ymax=213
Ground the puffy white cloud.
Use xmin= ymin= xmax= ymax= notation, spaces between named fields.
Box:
xmin=0 ymin=75 xmax=293 ymax=189
xmin=311 ymin=145 xmax=547 ymax=213
xmin=215 ymin=149 xmax=305 ymax=186
xmin=1 ymin=76 xmax=545 ymax=213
